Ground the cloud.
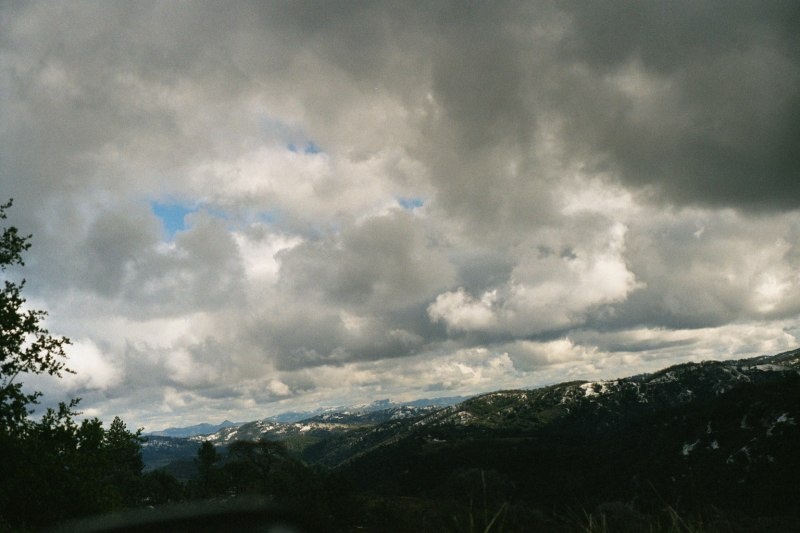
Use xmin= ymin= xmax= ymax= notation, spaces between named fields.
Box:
xmin=60 ymin=339 xmax=122 ymax=391
xmin=552 ymin=2 xmax=800 ymax=211
xmin=429 ymin=288 xmax=498 ymax=332
xmin=603 ymin=209 xmax=800 ymax=330
xmin=429 ymin=221 xmax=640 ymax=335
xmin=504 ymin=338 xmax=599 ymax=372
xmin=233 ymin=228 xmax=303 ymax=282
xmin=1 ymin=2 xmax=798 ymax=428
xmin=239 ymin=210 xmax=455 ymax=371
xmin=279 ymin=210 xmax=454 ymax=309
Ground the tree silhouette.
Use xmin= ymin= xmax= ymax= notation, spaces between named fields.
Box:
xmin=0 ymin=200 xmax=145 ymax=529
xmin=193 ymin=440 xmax=222 ymax=497
xmin=0 ymin=199 xmax=71 ymax=436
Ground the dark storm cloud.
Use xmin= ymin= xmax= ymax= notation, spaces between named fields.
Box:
xmin=80 ymin=208 xmax=162 ymax=297
xmin=247 ymin=211 xmax=455 ymax=370
xmin=554 ymin=1 xmax=800 ymax=210
xmin=278 ymin=211 xmax=453 ymax=309
xmin=2 ymin=1 xmax=799 ymax=428
xmin=6 ymin=1 xmax=796 ymax=236
xmin=250 ymin=0 xmax=800 ymax=220
xmin=263 ymin=0 xmax=800 ymax=213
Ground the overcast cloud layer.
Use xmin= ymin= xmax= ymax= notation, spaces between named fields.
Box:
xmin=2 ymin=1 xmax=799 ymax=430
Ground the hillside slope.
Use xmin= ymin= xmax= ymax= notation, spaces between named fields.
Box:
xmin=333 ymin=349 xmax=800 ymax=522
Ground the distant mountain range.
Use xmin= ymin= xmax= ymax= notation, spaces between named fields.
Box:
xmin=142 ymin=396 xmax=467 ymax=473
xmin=146 ymin=420 xmax=241 ymax=438
xmin=142 ymin=348 xmax=800 ymax=525
xmin=145 ymin=396 xmax=467 ymax=437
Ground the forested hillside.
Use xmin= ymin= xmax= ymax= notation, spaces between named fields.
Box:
xmin=140 ymin=348 xmax=800 ymax=532
xmin=331 ymin=349 xmax=800 ymax=530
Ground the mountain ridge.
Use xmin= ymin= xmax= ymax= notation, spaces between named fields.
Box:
xmin=327 ymin=347 xmax=799 ymax=523
xmin=144 ymin=348 xmax=799 ymax=483
xmin=147 ymin=420 xmax=240 ymax=438
xmin=141 ymin=348 xmax=800 ymax=529
xmin=146 ymin=396 xmax=468 ymax=437
xmin=147 ymin=349 xmax=799 ymax=442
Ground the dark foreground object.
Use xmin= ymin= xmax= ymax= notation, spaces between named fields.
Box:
xmin=50 ymin=498 xmax=310 ymax=533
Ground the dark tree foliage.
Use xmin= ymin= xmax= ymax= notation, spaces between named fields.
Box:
xmin=177 ymin=439 xmax=355 ymax=530
xmin=141 ymin=469 xmax=185 ymax=506
xmin=0 ymin=201 xmax=146 ymax=530
xmin=0 ymin=199 xmax=71 ymax=436
xmin=196 ymin=440 xmax=220 ymax=479
xmin=5 ymin=405 xmax=145 ymax=527
xmin=191 ymin=440 xmax=225 ymax=498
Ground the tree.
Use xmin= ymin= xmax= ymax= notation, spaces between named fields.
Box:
xmin=102 ymin=416 xmax=146 ymax=507
xmin=0 ymin=200 xmax=145 ymax=529
xmin=141 ymin=469 xmax=184 ymax=505
xmin=0 ymin=199 xmax=74 ymax=527
xmin=3 ymin=402 xmax=146 ymax=527
xmin=193 ymin=440 xmax=222 ymax=497
xmin=0 ymin=199 xmax=71 ymax=436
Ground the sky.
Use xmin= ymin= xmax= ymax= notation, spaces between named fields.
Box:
xmin=2 ymin=1 xmax=799 ymax=431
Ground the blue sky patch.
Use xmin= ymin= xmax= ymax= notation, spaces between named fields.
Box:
xmin=152 ymin=200 xmax=281 ymax=240
xmin=288 ymin=141 xmax=323 ymax=154
xmin=303 ymin=141 xmax=322 ymax=154
xmin=151 ymin=201 xmax=197 ymax=239
xmin=398 ymin=197 xmax=425 ymax=210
